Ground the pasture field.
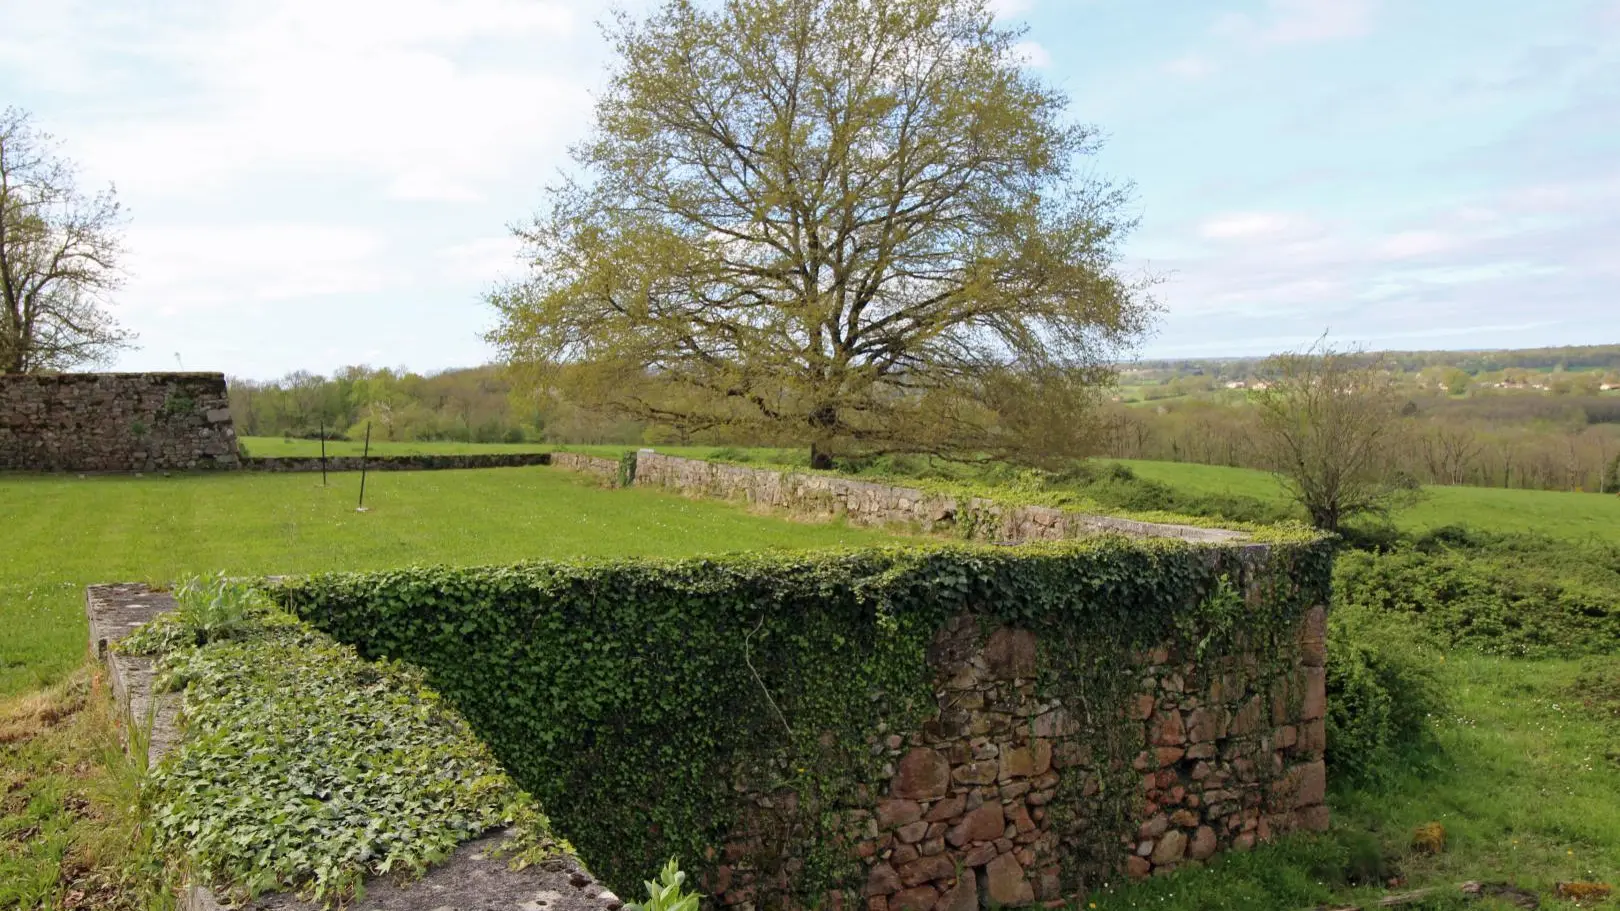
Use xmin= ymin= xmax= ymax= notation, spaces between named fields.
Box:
xmin=1112 ymin=458 xmax=1620 ymax=543
xmin=238 ymin=435 xmax=552 ymax=457
xmin=0 ymin=466 xmax=892 ymax=697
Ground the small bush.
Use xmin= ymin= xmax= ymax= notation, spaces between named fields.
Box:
xmin=1324 ymin=605 xmax=1446 ymax=787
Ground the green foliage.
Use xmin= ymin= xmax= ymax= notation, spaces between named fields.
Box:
xmin=120 ymin=572 xmax=267 ymax=656
xmin=132 ymin=600 xmax=563 ymax=905
xmin=1324 ymin=605 xmax=1446 ymax=786
xmin=1333 ymin=529 xmax=1620 ymax=657
xmin=618 ymin=450 xmax=639 ymax=488
xmin=157 ymin=393 xmax=197 ymax=418
xmin=629 ymin=859 xmax=701 ymax=911
xmin=271 ymin=537 xmax=1332 ymax=901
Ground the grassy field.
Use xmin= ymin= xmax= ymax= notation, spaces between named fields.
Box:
xmin=238 ymin=436 xmax=552 ymax=457
xmin=0 ymin=467 xmax=891 ymax=697
xmin=1112 ymin=459 xmax=1620 ymax=543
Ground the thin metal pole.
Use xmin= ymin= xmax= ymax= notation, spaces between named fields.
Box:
xmin=357 ymin=422 xmax=371 ymax=510
xmin=319 ymin=421 xmax=328 ymax=487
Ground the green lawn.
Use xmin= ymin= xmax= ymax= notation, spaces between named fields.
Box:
xmin=0 ymin=467 xmax=892 ymax=697
xmin=1112 ymin=459 xmax=1620 ymax=544
xmin=239 ymin=436 xmax=553 ymax=457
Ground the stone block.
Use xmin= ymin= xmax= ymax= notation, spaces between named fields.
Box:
xmin=1150 ymin=830 xmax=1187 ymax=865
xmin=946 ymin=802 xmax=1004 ymax=847
xmin=889 ymin=885 xmax=938 ymax=911
xmin=898 ymin=855 xmax=955 ymax=888
xmin=984 ymin=628 xmax=1038 ymax=680
xmin=894 ymin=749 xmax=951 ymax=799
xmin=985 ymin=853 xmax=1034 ymax=906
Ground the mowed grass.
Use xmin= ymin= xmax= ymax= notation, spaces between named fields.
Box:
xmin=1111 ymin=459 xmax=1620 ymax=543
xmin=0 ymin=466 xmax=893 ymax=697
xmin=239 ymin=436 xmax=552 ymax=457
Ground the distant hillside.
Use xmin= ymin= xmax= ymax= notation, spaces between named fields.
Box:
xmin=1125 ymin=343 xmax=1620 ymax=377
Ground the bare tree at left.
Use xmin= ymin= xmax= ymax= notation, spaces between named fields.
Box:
xmin=0 ymin=107 xmax=133 ymax=373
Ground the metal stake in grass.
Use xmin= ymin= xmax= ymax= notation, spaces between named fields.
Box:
xmin=356 ymin=422 xmax=372 ymax=512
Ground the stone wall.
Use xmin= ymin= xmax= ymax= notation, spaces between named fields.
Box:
xmin=630 ymin=453 xmax=1242 ymax=544
xmin=716 ymin=604 xmax=1328 ymax=911
xmin=552 ymin=451 xmax=625 ymax=485
xmin=244 ymin=453 xmax=552 ymax=472
xmin=0 ymin=373 xmax=239 ymax=472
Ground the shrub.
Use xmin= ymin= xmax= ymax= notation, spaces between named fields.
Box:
xmin=1333 ymin=531 xmax=1620 ymax=658
xmin=1324 ymin=604 xmax=1446 ymax=787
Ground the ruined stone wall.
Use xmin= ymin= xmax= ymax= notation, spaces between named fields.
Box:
xmin=718 ymin=606 xmax=1328 ymax=911
xmin=0 ymin=373 xmax=239 ymax=472
xmin=552 ymin=451 xmax=624 ymax=485
xmin=630 ymin=452 xmax=1242 ymax=544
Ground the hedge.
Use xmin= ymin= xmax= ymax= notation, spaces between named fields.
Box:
xmin=270 ymin=537 xmax=1333 ymax=901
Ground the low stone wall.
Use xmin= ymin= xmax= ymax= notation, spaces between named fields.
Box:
xmin=631 ymin=452 xmax=1243 ymax=543
xmin=552 ymin=451 xmax=625 ymax=485
xmin=1 ymin=372 xmax=239 ymax=472
xmin=244 ymin=453 xmax=552 ymax=472
xmin=86 ymin=583 xmax=619 ymax=911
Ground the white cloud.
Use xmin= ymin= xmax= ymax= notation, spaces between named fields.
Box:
xmin=121 ymin=223 xmax=389 ymax=316
xmin=1164 ymin=54 xmax=1217 ymax=79
xmin=35 ymin=0 xmax=595 ymax=202
xmin=1216 ymin=0 xmax=1377 ymax=46
xmin=438 ymin=235 xmax=527 ymax=284
xmin=1197 ymin=211 xmax=1307 ymax=240
xmin=1373 ymin=230 xmax=1458 ymax=259
xmin=1012 ymin=40 xmax=1052 ymax=68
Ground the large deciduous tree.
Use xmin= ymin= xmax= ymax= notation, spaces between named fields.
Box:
xmin=0 ymin=107 xmax=132 ymax=374
xmin=488 ymin=0 xmax=1154 ymax=467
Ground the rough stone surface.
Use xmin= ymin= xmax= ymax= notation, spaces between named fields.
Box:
xmin=2 ymin=373 xmax=238 ymax=472
xmin=630 ymin=452 xmax=1247 ymax=544
xmin=551 ymin=452 xmax=624 ymax=485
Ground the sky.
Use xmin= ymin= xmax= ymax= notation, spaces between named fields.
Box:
xmin=0 ymin=0 xmax=1616 ymax=379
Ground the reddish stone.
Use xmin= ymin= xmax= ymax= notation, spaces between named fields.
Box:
xmin=953 ymin=761 xmax=998 ymax=786
xmin=985 ymin=852 xmax=1034 ymax=906
xmin=897 ymin=821 xmax=930 ymax=844
xmin=1299 ymin=718 xmax=1326 ymax=756
xmin=1155 ymin=746 xmax=1186 ymax=767
xmin=891 ymin=844 xmax=920 ymax=865
xmin=939 ymin=875 xmax=977 ymax=911
xmin=1190 ymin=760 xmax=1213 ymax=781
xmin=1170 ymin=809 xmax=1198 ymax=827
xmin=1034 ymin=866 xmax=1062 ymax=902
xmin=857 ymin=840 xmax=879 ymax=859
xmin=984 ymin=627 xmax=1038 ymax=679
xmin=878 ymin=799 xmax=925 ymax=829
xmin=921 ymin=837 xmax=946 ymax=856
xmin=1008 ymin=801 xmax=1036 ymax=834
xmin=867 ymin=898 xmax=889 ymax=911
xmin=962 ymin=842 xmax=999 ymax=867
xmin=1232 ymin=832 xmax=1256 ymax=852
xmin=1296 ymin=804 xmax=1330 ymax=832
xmin=1015 ymin=847 xmax=1035 ymax=867
xmin=1229 ymin=697 xmax=1262 ymax=736
xmin=1186 ymin=707 xmax=1228 ymax=743
xmin=1299 ymin=606 xmax=1326 ymax=667
xmin=1031 ymin=739 xmax=1053 ymax=776
xmin=1133 ymin=693 xmax=1157 ymax=720
xmin=1151 ymin=711 xmax=1186 ymax=746
xmin=889 ymin=885 xmax=938 ymax=911
xmin=924 ymin=795 xmax=965 ymax=822
xmin=1150 ymin=830 xmax=1187 ymax=865
xmin=947 ymin=802 xmax=1005 ymax=847
xmin=1188 ymin=826 xmax=1218 ymax=861
xmin=1185 ymin=742 xmax=1217 ymax=760
xmin=1275 ymin=725 xmax=1298 ymax=749
xmin=1131 ymin=750 xmax=1155 ymax=772
xmin=1125 ymin=856 xmax=1151 ymax=880
xmin=1138 ymin=813 xmax=1169 ymax=839
xmin=894 ymin=749 xmax=952 ymax=800
xmin=898 ymin=855 xmax=956 ymax=888
xmin=1286 ymin=760 xmax=1327 ymax=808
xmin=865 ymin=863 xmax=902 ymax=897
xmin=998 ymin=746 xmax=1035 ymax=781
xmin=713 ymin=865 xmax=734 ymax=894
xmin=925 ymin=822 xmax=948 ymax=839
xmin=1302 ymin=667 xmax=1327 ymax=721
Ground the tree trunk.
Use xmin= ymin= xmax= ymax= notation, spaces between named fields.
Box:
xmin=808 ymin=403 xmax=838 ymax=470
xmin=810 ymin=441 xmax=834 ymax=471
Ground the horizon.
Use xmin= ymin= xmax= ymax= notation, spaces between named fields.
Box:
xmin=3 ymin=0 xmax=1617 ymax=381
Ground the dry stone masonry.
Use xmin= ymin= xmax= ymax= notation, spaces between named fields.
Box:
xmin=1 ymin=372 xmax=239 ymax=472
xmin=630 ymin=453 xmax=1242 ymax=544
xmin=716 ymin=607 xmax=1328 ymax=911
xmin=552 ymin=451 xmax=625 ymax=485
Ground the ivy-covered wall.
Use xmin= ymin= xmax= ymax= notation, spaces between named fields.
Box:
xmin=272 ymin=537 xmax=1331 ymax=910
